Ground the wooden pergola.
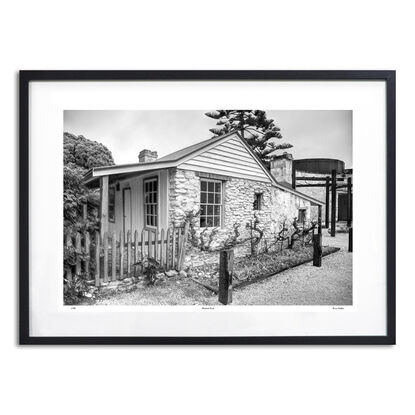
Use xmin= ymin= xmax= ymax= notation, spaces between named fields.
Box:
xmin=292 ymin=170 xmax=352 ymax=237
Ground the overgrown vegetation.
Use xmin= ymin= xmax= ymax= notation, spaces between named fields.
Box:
xmin=63 ymin=132 xmax=115 ymax=302
xmin=64 ymin=132 xmax=114 ymax=233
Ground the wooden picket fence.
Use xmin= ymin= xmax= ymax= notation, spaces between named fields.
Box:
xmin=64 ymin=224 xmax=189 ymax=287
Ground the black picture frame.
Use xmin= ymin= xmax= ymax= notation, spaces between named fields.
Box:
xmin=19 ymin=70 xmax=396 ymax=345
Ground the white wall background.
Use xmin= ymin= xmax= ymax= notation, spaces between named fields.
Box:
xmin=1 ymin=1 xmax=411 ymax=414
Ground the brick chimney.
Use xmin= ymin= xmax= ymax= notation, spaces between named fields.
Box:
xmin=270 ymin=152 xmax=293 ymax=187
xmin=138 ymin=149 xmax=158 ymax=163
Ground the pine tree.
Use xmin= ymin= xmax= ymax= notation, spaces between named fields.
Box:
xmin=205 ymin=110 xmax=292 ymax=165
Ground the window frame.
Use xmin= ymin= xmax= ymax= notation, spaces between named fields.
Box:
xmin=199 ymin=178 xmax=223 ymax=228
xmin=298 ymin=208 xmax=307 ymax=224
xmin=253 ymin=192 xmax=263 ymax=211
xmin=143 ymin=176 xmax=159 ymax=229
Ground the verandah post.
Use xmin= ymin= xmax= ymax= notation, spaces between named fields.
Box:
xmin=219 ymin=249 xmax=234 ymax=305
xmin=100 ymin=175 xmax=109 ymax=238
xmin=348 ymin=227 xmax=353 ymax=252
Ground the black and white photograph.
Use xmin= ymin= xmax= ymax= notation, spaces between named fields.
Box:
xmin=63 ymin=109 xmax=353 ymax=307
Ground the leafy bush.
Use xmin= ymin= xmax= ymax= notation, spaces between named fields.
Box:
xmin=134 ymin=257 xmax=164 ymax=286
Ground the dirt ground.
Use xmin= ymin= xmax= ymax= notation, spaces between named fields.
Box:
xmin=93 ymin=232 xmax=352 ymax=306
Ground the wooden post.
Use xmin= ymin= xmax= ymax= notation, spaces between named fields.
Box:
xmin=291 ymin=165 xmax=296 ymax=189
xmin=331 ymin=169 xmax=337 ymax=237
xmin=127 ymin=230 xmax=131 ymax=276
xmin=84 ymin=231 xmax=90 ymax=279
xmin=75 ymin=232 xmax=82 ymax=276
xmin=119 ymin=231 xmax=124 ymax=279
xmin=140 ymin=229 xmax=145 ymax=273
xmin=318 ymin=205 xmax=322 ymax=236
xmin=219 ymin=249 xmax=234 ymax=305
xmin=160 ymin=228 xmax=165 ymax=269
xmin=95 ymin=231 xmax=100 ymax=287
xmin=112 ymin=231 xmax=117 ymax=281
xmin=100 ymin=176 xmax=109 ymax=238
xmin=177 ymin=223 xmax=189 ymax=271
xmin=147 ymin=229 xmax=152 ymax=258
xmin=325 ymin=176 xmax=330 ymax=228
xmin=348 ymin=227 xmax=353 ymax=252
xmin=347 ymin=177 xmax=352 ymax=228
xmin=313 ymin=234 xmax=322 ymax=267
xmin=171 ymin=227 xmax=176 ymax=270
xmin=134 ymin=230 xmax=138 ymax=277
xmin=82 ymin=202 xmax=88 ymax=222
xmin=154 ymin=230 xmax=159 ymax=262
xmin=65 ymin=234 xmax=73 ymax=282
xmin=166 ymin=228 xmax=171 ymax=270
xmin=103 ymin=232 xmax=108 ymax=282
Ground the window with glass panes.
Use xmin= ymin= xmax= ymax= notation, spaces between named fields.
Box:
xmin=200 ymin=179 xmax=222 ymax=227
xmin=144 ymin=177 xmax=158 ymax=227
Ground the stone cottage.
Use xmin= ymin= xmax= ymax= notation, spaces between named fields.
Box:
xmin=84 ymin=131 xmax=322 ymax=253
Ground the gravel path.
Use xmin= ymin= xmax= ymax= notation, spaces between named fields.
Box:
xmin=93 ymin=233 xmax=352 ymax=306
xmin=232 ymin=233 xmax=352 ymax=305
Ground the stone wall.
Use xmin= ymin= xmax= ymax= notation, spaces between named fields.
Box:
xmin=168 ymin=168 xmax=313 ymax=267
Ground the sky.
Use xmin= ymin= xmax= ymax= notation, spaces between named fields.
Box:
xmin=64 ymin=110 xmax=352 ymax=167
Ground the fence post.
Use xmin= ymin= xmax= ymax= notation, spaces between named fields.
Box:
xmin=160 ymin=228 xmax=165 ymax=269
xmin=75 ymin=232 xmax=82 ymax=276
xmin=112 ymin=231 xmax=117 ymax=281
xmin=166 ymin=228 xmax=171 ymax=270
xmin=140 ymin=229 xmax=145 ymax=273
xmin=127 ymin=230 xmax=131 ymax=276
xmin=171 ymin=227 xmax=176 ymax=270
xmin=219 ymin=249 xmax=234 ymax=305
xmin=84 ymin=231 xmax=90 ymax=279
xmin=313 ymin=234 xmax=322 ymax=267
xmin=134 ymin=230 xmax=138 ymax=276
xmin=95 ymin=231 xmax=100 ymax=287
xmin=348 ymin=227 xmax=353 ymax=252
xmin=177 ymin=223 xmax=189 ymax=271
xmin=103 ymin=232 xmax=109 ymax=282
xmin=65 ymin=234 xmax=73 ymax=282
xmin=119 ymin=231 xmax=124 ymax=279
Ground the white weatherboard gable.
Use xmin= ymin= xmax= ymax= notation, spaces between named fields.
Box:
xmin=178 ymin=134 xmax=271 ymax=183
